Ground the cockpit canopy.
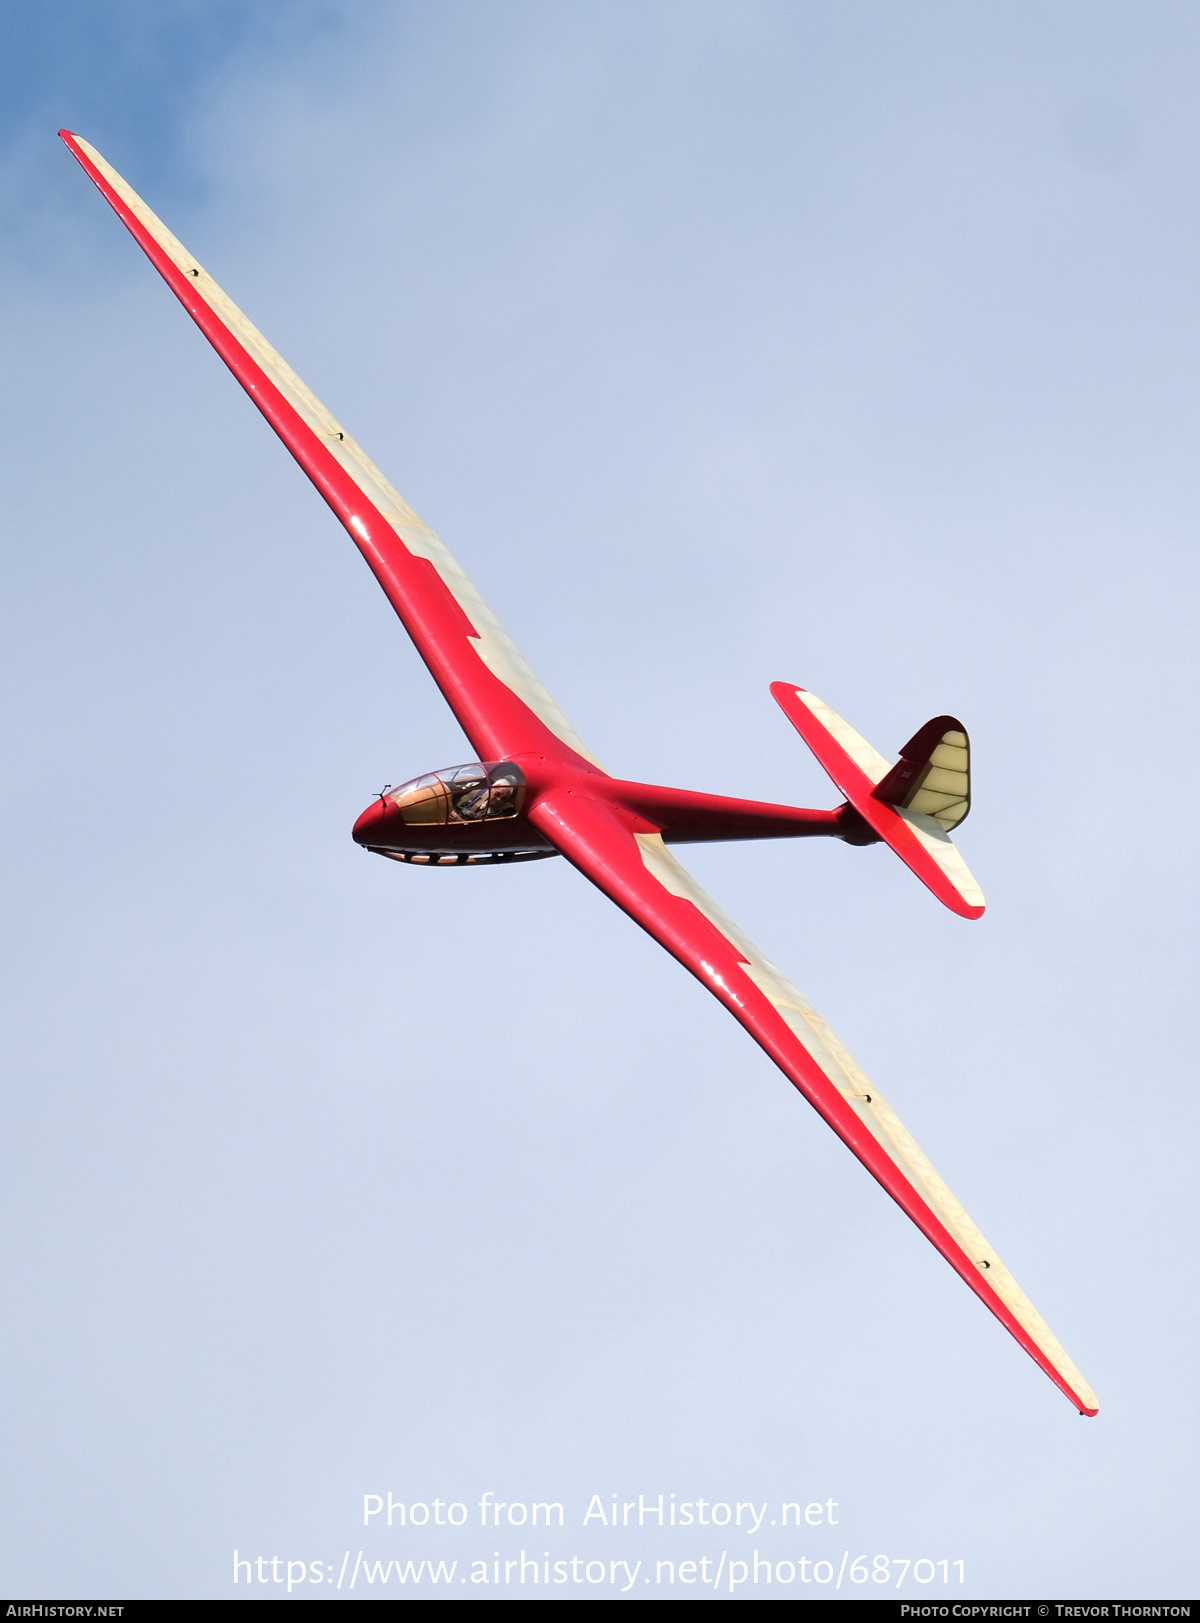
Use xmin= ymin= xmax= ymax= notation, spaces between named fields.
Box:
xmin=388 ymin=761 xmax=526 ymax=826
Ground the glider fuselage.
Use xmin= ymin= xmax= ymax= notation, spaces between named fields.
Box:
xmin=351 ymin=758 xmax=859 ymax=866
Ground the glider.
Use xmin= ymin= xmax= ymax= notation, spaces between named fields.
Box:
xmin=60 ymin=129 xmax=1096 ymax=1416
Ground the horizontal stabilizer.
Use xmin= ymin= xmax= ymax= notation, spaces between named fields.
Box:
xmin=771 ymin=684 xmax=985 ymax=920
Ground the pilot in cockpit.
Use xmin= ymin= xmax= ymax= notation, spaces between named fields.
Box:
xmin=450 ymin=766 xmax=520 ymax=822
xmin=486 ymin=777 xmax=517 ymax=817
xmin=452 ymin=780 xmax=489 ymax=820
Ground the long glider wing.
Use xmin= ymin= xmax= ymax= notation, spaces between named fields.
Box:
xmin=531 ymin=791 xmax=1097 ymax=1414
xmin=58 ymin=130 xmax=600 ymax=772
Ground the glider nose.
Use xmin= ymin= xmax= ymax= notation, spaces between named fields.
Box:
xmin=352 ymin=795 xmax=398 ymax=846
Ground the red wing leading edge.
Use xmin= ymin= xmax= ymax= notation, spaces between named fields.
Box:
xmin=61 ymin=130 xmax=1096 ymax=1416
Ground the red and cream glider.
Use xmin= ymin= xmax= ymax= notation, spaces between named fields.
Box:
xmin=61 ymin=130 xmax=1096 ymax=1416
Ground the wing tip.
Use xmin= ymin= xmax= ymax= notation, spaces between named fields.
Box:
xmin=1058 ymin=1372 xmax=1098 ymax=1416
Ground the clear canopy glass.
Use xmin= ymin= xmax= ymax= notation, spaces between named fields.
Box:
xmin=387 ymin=762 xmax=526 ymax=827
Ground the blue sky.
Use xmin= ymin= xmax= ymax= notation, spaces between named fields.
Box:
xmin=0 ymin=3 xmax=335 ymax=170
xmin=2 ymin=1 xmax=1198 ymax=1600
